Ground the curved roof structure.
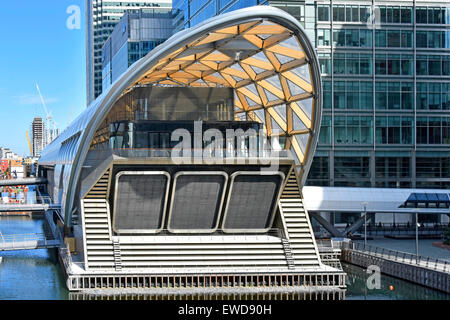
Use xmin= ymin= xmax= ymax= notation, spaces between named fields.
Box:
xmin=39 ymin=6 xmax=322 ymax=224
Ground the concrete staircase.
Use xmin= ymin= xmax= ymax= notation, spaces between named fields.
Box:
xmin=81 ymin=169 xmax=114 ymax=270
xmin=278 ymin=170 xmax=322 ymax=268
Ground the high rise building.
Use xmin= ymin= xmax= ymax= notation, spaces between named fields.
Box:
xmin=174 ymin=0 xmax=450 ymax=191
xmin=32 ymin=117 xmax=45 ymax=157
xmin=86 ymin=0 xmax=172 ymax=104
xmin=172 ymin=0 xmax=268 ymax=32
xmin=102 ymin=9 xmax=174 ymax=92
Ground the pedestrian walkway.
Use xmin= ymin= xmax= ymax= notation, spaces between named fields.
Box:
xmin=352 ymin=242 xmax=449 ymax=273
xmin=0 ymin=232 xmax=60 ymax=251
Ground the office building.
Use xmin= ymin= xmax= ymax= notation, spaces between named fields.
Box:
xmin=174 ymin=0 xmax=450 ymax=227
xmin=102 ymin=9 xmax=174 ymax=92
xmin=86 ymin=0 xmax=172 ymax=104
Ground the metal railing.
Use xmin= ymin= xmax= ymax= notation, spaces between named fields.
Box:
xmin=351 ymin=242 xmax=449 ymax=273
xmin=0 ymin=233 xmax=49 ymax=250
xmin=111 ymin=148 xmax=291 ymax=159
xmin=354 ymin=222 xmax=448 ymax=236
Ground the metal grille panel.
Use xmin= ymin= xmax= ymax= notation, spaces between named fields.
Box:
xmin=168 ymin=173 xmax=227 ymax=233
xmin=113 ymin=172 xmax=169 ymax=233
xmin=223 ymin=173 xmax=284 ymax=232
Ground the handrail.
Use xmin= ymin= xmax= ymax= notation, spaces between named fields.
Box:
xmin=351 ymin=242 xmax=449 ymax=273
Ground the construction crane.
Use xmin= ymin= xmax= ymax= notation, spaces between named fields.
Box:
xmin=36 ymin=83 xmax=55 ymax=145
xmin=25 ymin=130 xmax=33 ymax=156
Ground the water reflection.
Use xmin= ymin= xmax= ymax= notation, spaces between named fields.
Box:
xmin=343 ymin=263 xmax=450 ymax=300
xmin=1 ymin=216 xmax=449 ymax=300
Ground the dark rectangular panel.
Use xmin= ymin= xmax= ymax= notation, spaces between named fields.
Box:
xmin=168 ymin=173 xmax=227 ymax=233
xmin=113 ymin=172 xmax=169 ymax=233
xmin=222 ymin=173 xmax=284 ymax=232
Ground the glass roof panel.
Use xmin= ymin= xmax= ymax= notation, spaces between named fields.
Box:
xmin=295 ymin=134 xmax=309 ymax=155
xmin=286 ymin=78 xmax=306 ymax=96
xmin=292 ymin=110 xmax=307 ymax=131
xmin=278 ymin=36 xmax=303 ymax=52
xmin=297 ymin=97 xmax=313 ymax=120
xmin=265 ymin=74 xmax=282 ymax=91
xmin=272 ymin=105 xmax=287 ymax=122
xmin=290 ymin=64 xmax=311 ymax=83
xmin=263 ymin=87 xmax=279 ymax=102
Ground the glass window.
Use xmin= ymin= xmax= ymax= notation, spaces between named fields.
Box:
xmin=323 ymin=80 xmax=332 ymax=109
xmin=416 ymin=55 xmax=428 ymax=76
xmin=375 ymin=30 xmax=386 ymax=47
xmin=388 ymin=82 xmax=401 ymax=109
xmin=428 ymin=117 xmax=441 ymax=144
xmin=401 ymin=7 xmax=412 ymax=23
xmin=416 ymin=82 xmax=428 ymax=110
xmin=429 ymin=83 xmax=442 ymax=110
xmin=319 ymin=53 xmax=331 ymax=74
xmin=318 ymin=5 xmax=330 ymax=22
xmin=334 ymin=116 xmax=346 ymax=143
xmin=401 ymin=82 xmax=413 ymax=110
xmin=307 ymin=157 xmax=329 ymax=186
xmin=346 ymin=29 xmax=359 ymax=46
xmin=387 ymin=30 xmax=400 ymax=47
xmin=317 ymin=29 xmax=331 ymax=46
xmin=335 ymin=157 xmax=370 ymax=179
xmin=360 ymin=6 xmax=370 ymax=23
xmin=360 ymin=54 xmax=372 ymax=74
xmin=351 ymin=6 xmax=359 ymax=22
xmin=346 ymin=81 xmax=359 ymax=109
xmin=387 ymin=55 xmax=401 ymax=75
xmin=361 ymin=116 xmax=373 ymax=144
xmin=416 ymin=8 xmax=427 ymax=23
xmin=333 ymin=53 xmax=345 ymax=74
xmin=360 ymin=82 xmax=373 ymax=109
xmin=416 ymin=117 xmax=428 ymax=144
xmin=379 ymin=7 xmax=387 ymax=23
xmin=346 ymin=54 xmax=359 ymax=75
xmin=376 ymin=116 xmax=388 ymax=144
xmin=333 ymin=30 xmax=345 ymax=46
xmin=333 ymin=5 xmax=345 ymax=22
xmin=359 ymin=30 xmax=372 ymax=47
xmin=428 ymin=31 xmax=442 ymax=48
xmin=334 ymin=81 xmax=346 ymax=109
xmin=416 ymin=31 xmax=427 ymax=48
xmin=388 ymin=117 xmax=401 ymax=144
xmin=401 ymin=117 xmax=414 ymax=144
xmin=375 ymin=55 xmax=386 ymax=75
xmin=443 ymin=56 xmax=450 ymax=76
xmin=375 ymin=82 xmax=387 ymax=109
xmin=392 ymin=7 xmax=400 ymax=23
xmin=428 ymin=55 xmax=442 ymax=75
xmin=401 ymin=55 xmax=413 ymax=75
xmin=401 ymin=31 xmax=413 ymax=47
xmin=319 ymin=116 xmax=332 ymax=144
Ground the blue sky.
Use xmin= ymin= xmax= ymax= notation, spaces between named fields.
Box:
xmin=0 ymin=1 xmax=86 ymax=156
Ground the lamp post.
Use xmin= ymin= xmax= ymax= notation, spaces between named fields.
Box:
xmin=363 ymin=202 xmax=368 ymax=246
xmin=414 ymin=208 xmax=419 ymax=263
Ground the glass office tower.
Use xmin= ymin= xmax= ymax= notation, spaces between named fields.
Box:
xmin=86 ymin=0 xmax=172 ymax=104
xmin=175 ymin=0 xmax=450 ymax=190
xmin=102 ymin=9 xmax=174 ymax=92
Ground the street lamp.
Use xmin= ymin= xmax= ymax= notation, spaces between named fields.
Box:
xmin=362 ymin=202 xmax=368 ymax=246
xmin=414 ymin=208 xmax=420 ymax=263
